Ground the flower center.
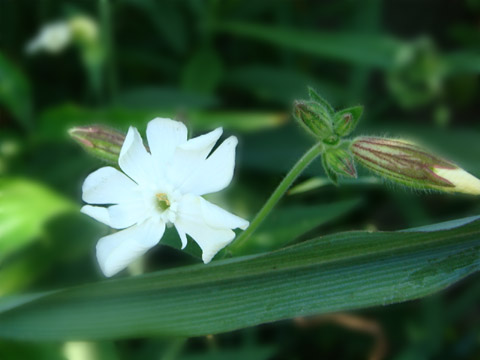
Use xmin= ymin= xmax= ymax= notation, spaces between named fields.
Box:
xmin=156 ymin=193 xmax=170 ymax=211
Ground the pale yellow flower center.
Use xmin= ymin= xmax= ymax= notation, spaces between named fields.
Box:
xmin=156 ymin=193 xmax=170 ymax=211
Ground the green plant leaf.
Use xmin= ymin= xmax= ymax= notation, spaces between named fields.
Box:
xmin=217 ymin=22 xmax=404 ymax=69
xmin=39 ymin=104 xmax=288 ymax=139
xmin=0 ymin=178 xmax=75 ymax=264
xmin=182 ymin=48 xmax=223 ymax=94
xmin=180 ymin=346 xmax=276 ymax=360
xmin=0 ymin=53 xmax=32 ymax=129
xmin=232 ymin=199 xmax=362 ymax=255
xmin=0 ymin=217 xmax=479 ymax=341
xmin=120 ymin=0 xmax=187 ymax=55
xmin=117 ymin=86 xmax=218 ymax=109
xmin=224 ymin=65 xmax=342 ymax=105
xmin=444 ymin=51 xmax=480 ymax=75
xmin=288 ymin=176 xmax=380 ymax=195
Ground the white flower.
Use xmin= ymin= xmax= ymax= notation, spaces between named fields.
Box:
xmin=433 ymin=167 xmax=480 ymax=195
xmin=26 ymin=22 xmax=72 ymax=54
xmin=81 ymin=118 xmax=249 ymax=277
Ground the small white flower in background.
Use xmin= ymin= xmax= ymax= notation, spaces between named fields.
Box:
xmin=26 ymin=16 xmax=99 ymax=55
xmin=81 ymin=118 xmax=249 ymax=277
xmin=26 ymin=22 xmax=72 ymax=54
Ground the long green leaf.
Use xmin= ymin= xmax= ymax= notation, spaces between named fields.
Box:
xmin=217 ymin=22 xmax=404 ymax=69
xmin=224 ymin=65 xmax=343 ymax=105
xmin=117 ymin=86 xmax=218 ymax=108
xmin=233 ymin=199 xmax=361 ymax=255
xmin=0 ymin=217 xmax=479 ymax=341
xmin=39 ymin=104 xmax=288 ymax=139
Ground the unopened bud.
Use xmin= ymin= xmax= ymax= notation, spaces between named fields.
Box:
xmin=324 ymin=146 xmax=357 ymax=180
xmin=334 ymin=106 xmax=363 ymax=137
xmin=308 ymin=87 xmax=335 ymax=115
xmin=69 ymin=15 xmax=99 ymax=45
xmin=293 ymin=100 xmax=335 ymax=142
xmin=351 ymin=137 xmax=480 ymax=194
xmin=69 ymin=125 xmax=125 ymax=163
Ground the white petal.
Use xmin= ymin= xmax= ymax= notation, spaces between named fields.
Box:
xmin=178 ymin=136 xmax=238 ymax=195
xmin=167 ymin=128 xmax=223 ymax=190
xmin=119 ymin=127 xmax=156 ymax=186
xmin=433 ymin=167 xmax=480 ymax=195
xmin=108 ymin=202 xmax=149 ymax=229
xmin=199 ymin=197 xmax=249 ymax=230
xmin=146 ymin=118 xmax=188 ymax=169
xmin=175 ymin=194 xmax=241 ymax=263
xmin=178 ymin=127 xmax=223 ymax=152
xmin=96 ymin=220 xmax=165 ymax=277
xmin=81 ymin=205 xmax=111 ymax=226
xmin=26 ymin=22 xmax=72 ymax=54
xmin=82 ymin=166 xmax=138 ymax=204
xmin=175 ymin=225 xmax=188 ymax=249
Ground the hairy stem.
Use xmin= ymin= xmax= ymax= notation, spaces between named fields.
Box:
xmin=230 ymin=143 xmax=323 ymax=252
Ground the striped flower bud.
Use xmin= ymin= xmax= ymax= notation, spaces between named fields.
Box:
xmin=351 ymin=137 xmax=480 ymax=195
xmin=69 ymin=125 xmax=125 ymax=163
xmin=323 ymin=145 xmax=357 ymax=184
xmin=293 ymin=100 xmax=337 ymax=144
xmin=333 ymin=106 xmax=363 ymax=137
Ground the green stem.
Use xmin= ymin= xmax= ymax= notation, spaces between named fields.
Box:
xmin=100 ymin=0 xmax=117 ymax=103
xmin=230 ymin=143 xmax=323 ymax=252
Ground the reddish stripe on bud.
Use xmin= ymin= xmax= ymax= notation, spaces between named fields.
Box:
xmin=69 ymin=125 xmax=125 ymax=163
xmin=351 ymin=136 xmax=457 ymax=190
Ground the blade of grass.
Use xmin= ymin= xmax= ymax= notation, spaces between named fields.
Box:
xmin=0 ymin=217 xmax=479 ymax=341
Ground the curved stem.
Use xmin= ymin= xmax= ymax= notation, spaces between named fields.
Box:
xmin=230 ymin=143 xmax=323 ymax=252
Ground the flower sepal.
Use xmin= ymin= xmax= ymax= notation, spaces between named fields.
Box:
xmin=69 ymin=125 xmax=125 ymax=163
xmin=293 ymin=100 xmax=335 ymax=143
xmin=322 ymin=142 xmax=357 ymax=185
xmin=351 ymin=136 xmax=480 ymax=194
xmin=333 ymin=105 xmax=363 ymax=137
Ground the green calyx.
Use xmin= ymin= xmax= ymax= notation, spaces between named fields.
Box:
xmin=322 ymin=142 xmax=357 ymax=185
xmin=351 ymin=136 xmax=457 ymax=190
xmin=293 ymin=100 xmax=334 ymax=141
xmin=68 ymin=125 xmax=125 ymax=163
xmin=293 ymin=88 xmax=363 ymax=143
xmin=293 ymin=88 xmax=363 ymax=184
xmin=333 ymin=106 xmax=363 ymax=137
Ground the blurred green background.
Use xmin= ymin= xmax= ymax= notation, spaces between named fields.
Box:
xmin=1 ymin=0 xmax=480 ymax=359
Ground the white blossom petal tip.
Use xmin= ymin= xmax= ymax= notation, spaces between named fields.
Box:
xmin=433 ymin=167 xmax=480 ymax=195
xmin=82 ymin=166 xmax=137 ymax=204
xmin=96 ymin=220 xmax=165 ymax=277
xmin=81 ymin=205 xmax=111 ymax=227
xmin=26 ymin=22 xmax=72 ymax=55
xmin=80 ymin=118 xmax=247 ymax=276
xmin=147 ymin=118 xmax=188 ymax=168
xmin=175 ymin=194 xmax=248 ymax=264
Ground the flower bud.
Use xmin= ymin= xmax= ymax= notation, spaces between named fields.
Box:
xmin=293 ymin=100 xmax=335 ymax=142
xmin=69 ymin=15 xmax=99 ymax=45
xmin=69 ymin=125 xmax=125 ymax=163
xmin=351 ymin=137 xmax=480 ymax=194
xmin=308 ymin=87 xmax=335 ymax=115
xmin=333 ymin=106 xmax=363 ymax=137
xmin=323 ymin=146 xmax=357 ymax=182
